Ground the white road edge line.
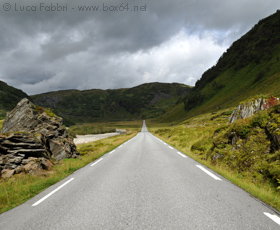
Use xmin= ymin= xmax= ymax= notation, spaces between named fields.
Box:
xmin=32 ymin=178 xmax=74 ymax=207
xmin=177 ymin=151 xmax=187 ymax=158
xmin=168 ymin=146 xmax=174 ymax=149
xmin=264 ymin=212 xmax=280 ymax=226
xmin=109 ymin=150 xmax=115 ymax=155
xmin=91 ymin=158 xmax=104 ymax=167
xmin=196 ymin=165 xmax=222 ymax=181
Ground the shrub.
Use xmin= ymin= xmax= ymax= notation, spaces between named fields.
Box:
xmin=250 ymin=111 xmax=269 ymax=128
xmin=263 ymin=95 xmax=278 ymax=110
xmin=231 ymin=119 xmax=251 ymax=138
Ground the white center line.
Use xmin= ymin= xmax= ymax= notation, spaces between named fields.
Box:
xmin=32 ymin=178 xmax=74 ymax=206
xmin=109 ymin=150 xmax=115 ymax=155
xmin=91 ymin=158 xmax=104 ymax=167
xmin=177 ymin=151 xmax=187 ymax=158
xmin=196 ymin=165 xmax=222 ymax=181
xmin=264 ymin=212 xmax=280 ymax=226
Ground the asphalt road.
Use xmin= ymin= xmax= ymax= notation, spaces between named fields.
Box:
xmin=0 ymin=121 xmax=280 ymax=229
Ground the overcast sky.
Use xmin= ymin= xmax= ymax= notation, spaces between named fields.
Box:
xmin=1 ymin=0 xmax=280 ymax=95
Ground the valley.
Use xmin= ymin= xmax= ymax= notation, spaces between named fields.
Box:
xmin=1 ymin=8 xmax=280 ymax=227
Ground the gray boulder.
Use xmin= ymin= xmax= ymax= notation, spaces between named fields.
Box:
xmin=0 ymin=98 xmax=80 ymax=178
xmin=229 ymin=98 xmax=266 ymax=123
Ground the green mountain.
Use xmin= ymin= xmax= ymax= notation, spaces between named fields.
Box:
xmin=161 ymin=10 xmax=280 ymax=122
xmin=31 ymin=82 xmax=191 ymax=123
xmin=0 ymin=81 xmax=29 ymax=118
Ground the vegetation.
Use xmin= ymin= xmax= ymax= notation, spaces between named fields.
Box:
xmin=154 ymin=10 xmax=280 ymax=124
xmin=67 ymin=124 xmax=116 ymax=138
xmin=148 ymin=103 xmax=280 ymax=211
xmin=0 ymin=120 xmax=3 ymax=131
xmin=67 ymin=120 xmax=142 ymax=138
xmin=2 ymin=9 xmax=280 ymax=215
xmin=0 ymin=81 xmax=29 ymax=114
xmin=31 ymin=82 xmax=191 ymax=123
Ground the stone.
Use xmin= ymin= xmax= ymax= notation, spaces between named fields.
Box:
xmin=40 ymin=158 xmax=53 ymax=171
xmin=7 ymin=156 xmax=23 ymax=164
xmin=15 ymin=166 xmax=24 ymax=174
xmin=229 ymin=98 xmax=267 ymax=123
xmin=1 ymin=169 xmax=15 ymax=178
xmin=0 ymin=98 xmax=80 ymax=178
xmin=1 ymin=98 xmax=80 ymax=161
xmin=24 ymin=161 xmax=43 ymax=175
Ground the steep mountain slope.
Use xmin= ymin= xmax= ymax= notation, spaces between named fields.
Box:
xmin=161 ymin=10 xmax=280 ymax=122
xmin=0 ymin=81 xmax=29 ymax=118
xmin=31 ymin=82 xmax=191 ymax=123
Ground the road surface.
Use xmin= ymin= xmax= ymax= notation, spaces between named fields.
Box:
xmin=0 ymin=121 xmax=280 ymax=229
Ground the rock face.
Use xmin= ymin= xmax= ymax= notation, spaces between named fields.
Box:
xmin=0 ymin=98 xmax=80 ymax=178
xmin=228 ymin=98 xmax=266 ymax=124
xmin=0 ymin=133 xmax=53 ymax=178
xmin=229 ymin=96 xmax=280 ymax=124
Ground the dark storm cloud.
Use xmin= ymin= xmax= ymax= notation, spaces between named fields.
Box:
xmin=0 ymin=0 xmax=280 ymax=94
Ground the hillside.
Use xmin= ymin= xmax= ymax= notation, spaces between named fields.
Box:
xmin=161 ymin=10 xmax=280 ymax=122
xmin=31 ymin=82 xmax=191 ymax=123
xmin=0 ymin=81 xmax=29 ymax=119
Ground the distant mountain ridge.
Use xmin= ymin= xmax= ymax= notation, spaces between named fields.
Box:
xmin=160 ymin=10 xmax=280 ymax=122
xmin=0 ymin=81 xmax=29 ymax=118
xmin=186 ymin=10 xmax=280 ymax=110
xmin=31 ymin=82 xmax=192 ymax=123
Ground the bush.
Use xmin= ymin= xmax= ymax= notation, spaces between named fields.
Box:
xmin=231 ymin=120 xmax=251 ymax=138
xmin=250 ymin=111 xmax=269 ymax=128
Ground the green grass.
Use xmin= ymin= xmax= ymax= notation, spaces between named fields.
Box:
xmin=67 ymin=124 xmax=116 ymax=138
xmin=0 ymin=126 xmax=139 ymax=214
xmin=67 ymin=120 xmax=142 ymax=138
xmin=147 ymin=108 xmax=280 ymax=212
xmin=0 ymin=119 xmax=4 ymax=131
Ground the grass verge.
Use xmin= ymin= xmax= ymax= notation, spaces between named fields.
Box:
xmin=147 ymin=109 xmax=280 ymax=212
xmin=0 ymin=130 xmax=138 ymax=214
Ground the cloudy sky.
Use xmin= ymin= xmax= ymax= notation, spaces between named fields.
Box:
xmin=1 ymin=0 xmax=280 ymax=95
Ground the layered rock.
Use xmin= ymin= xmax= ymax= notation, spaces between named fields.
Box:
xmin=228 ymin=98 xmax=266 ymax=124
xmin=0 ymin=133 xmax=53 ymax=178
xmin=0 ymin=98 xmax=80 ymax=178
xmin=229 ymin=97 xmax=279 ymax=124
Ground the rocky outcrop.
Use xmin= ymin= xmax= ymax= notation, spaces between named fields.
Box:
xmin=0 ymin=132 xmax=53 ymax=178
xmin=229 ymin=97 xmax=279 ymax=124
xmin=0 ymin=133 xmax=53 ymax=178
xmin=0 ymin=98 xmax=80 ymax=178
xmin=228 ymin=98 xmax=266 ymax=123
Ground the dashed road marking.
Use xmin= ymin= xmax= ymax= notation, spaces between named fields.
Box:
xmin=177 ymin=151 xmax=187 ymax=158
xmin=91 ymin=158 xmax=104 ymax=167
xmin=264 ymin=212 xmax=280 ymax=226
xmin=196 ymin=165 xmax=222 ymax=181
xmin=32 ymin=178 xmax=74 ymax=206
xmin=109 ymin=150 xmax=115 ymax=155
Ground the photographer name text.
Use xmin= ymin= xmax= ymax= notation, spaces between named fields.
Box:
xmin=3 ymin=3 xmax=148 ymax=12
